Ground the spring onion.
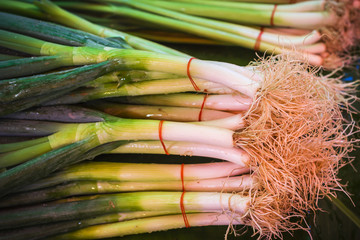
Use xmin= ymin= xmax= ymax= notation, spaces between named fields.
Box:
xmin=0 ymin=2 xmax=357 ymax=238
xmin=110 ymin=93 xmax=252 ymax=111
xmin=49 ymin=213 xmax=243 ymax=240
xmin=0 ymin=191 xmax=249 ymax=229
xmin=16 ymin=161 xmax=248 ymax=192
xmin=0 ymin=162 xmax=255 ymax=208
xmin=54 ymin=0 xmax=360 ymax=68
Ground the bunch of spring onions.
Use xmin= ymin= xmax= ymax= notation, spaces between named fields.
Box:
xmin=0 ymin=1 xmax=358 ymax=240
xmin=27 ymin=0 xmax=360 ymax=69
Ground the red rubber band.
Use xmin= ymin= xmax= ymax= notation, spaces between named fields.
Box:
xmin=198 ymin=93 xmax=208 ymax=121
xmin=270 ymin=4 xmax=277 ymax=26
xmin=254 ymin=27 xmax=264 ymax=52
xmin=187 ymin=57 xmax=200 ymax=92
xmin=181 ymin=163 xmax=185 ymax=192
xmin=158 ymin=120 xmax=169 ymax=155
xmin=180 ymin=163 xmax=190 ymax=228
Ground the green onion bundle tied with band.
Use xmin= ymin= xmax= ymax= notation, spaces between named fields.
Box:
xmin=20 ymin=0 xmax=359 ymax=69
xmin=0 ymin=4 xmax=357 ymax=240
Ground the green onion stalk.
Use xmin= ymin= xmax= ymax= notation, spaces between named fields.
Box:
xmin=109 ymin=139 xmax=250 ymax=160
xmin=0 ymin=175 xmax=253 ymax=205
xmin=150 ymin=0 xmax=325 ymax=12
xmin=0 ymin=105 xmax=111 ymax=123
xmin=0 ymin=191 xmax=246 ymax=239
xmin=110 ymin=93 xmax=252 ymax=111
xmin=0 ymin=210 xmax=180 ymax=240
xmin=0 ymin=161 xmax=252 ymax=207
xmin=50 ymin=213 xmax=243 ymax=240
xmin=0 ymin=105 xmax=235 ymax=126
xmin=44 ymin=77 xmax=235 ymax=106
xmin=130 ymin=0 xmax=341 ymax=28
xmin=84 ymin=101 xmax=236 ymax=122
xmin=58 ymin=0 xmax=360 ymax=68
xmin=1 ymin=92 xmax=252 ymax=119
xmin=0 ymin=190 xmax=249 ymax=230
xmin=12 ymin=161 xmax=249 ymax=193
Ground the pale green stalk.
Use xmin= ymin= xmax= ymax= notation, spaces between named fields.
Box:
xmin=0 ymin=191 xmax=249 ymax=229
xmin=51 ymin=213 xmax=244 ymax=240
xmin=113 ymin=93 xmax=252 ymax=111
xmin=136 ymin=0 xmax=325 ymax=12
xmin=143 ymin=0 xmax=336 ymax=29
xmin=85 ymin=101 xmax=234 ymax=122
xmin=46 ymin=78 xmax=234 ymax=105
xmin=47 ymin=119 xmax=235 ymax=150
xmin=109 ymin=140 xmax=250 ymax=165
xmin=0 ymin=175 xmax=253 ymax=207
xmin=0 ymin=211 xmax=179 ymax=240
xmin=18 ymin=161 xmax=248 ymax=191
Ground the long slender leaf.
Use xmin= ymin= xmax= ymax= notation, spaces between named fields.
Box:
xmin=0 ymin=55 xmax=69 ymax=80
xmin=0 ymin=12 xmax=131 ymax=49
xmin=0 ymin=119 xmax=64 ymax=137
xmin=1 ymin=105 xmax=113 ymax=123
xmin=0 ymin=60 xmax=118 ymax=116
xmin=0 ymin=138 xmax=127 ymax=198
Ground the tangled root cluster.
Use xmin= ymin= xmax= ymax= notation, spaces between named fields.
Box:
xmin=234 ymin=54 xmax=357 ymax=238
xmin=321 ymin=0 xmax=360 ymax=68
